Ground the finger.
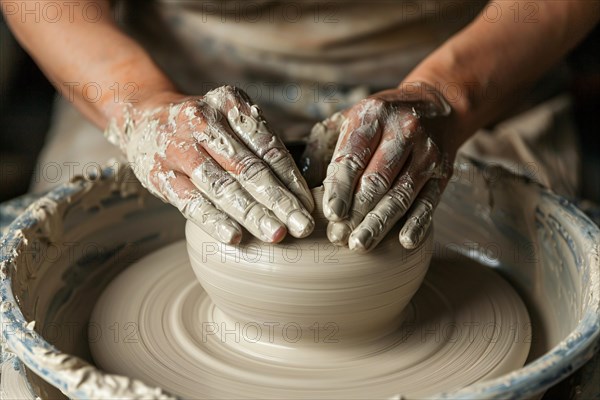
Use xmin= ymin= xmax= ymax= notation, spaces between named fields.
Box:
xmin=204 ymin=86 xmax=315 ymax=212
xmin=347 ymin=159 xmax=433 ymax=253
xmin=189 ymin=101 xmax=314 ymax=238
xmin=165 ymin=143 xmax=287 ymax=243
xmin=301 ymin=112 xmax=346 ymax=188
xmin=323 ymin=99 xmax=385 ymax=221
xmin=149 ymin=163 xmax=243 ymax=244
xmin=327 ymin=114 xmax=416 ymax=245
xmin=399 ymin=178 xmax=445 ymax=249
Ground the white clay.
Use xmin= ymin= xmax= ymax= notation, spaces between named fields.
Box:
xmin=89 ymin=244 xmax=530 ymax=398
xmin=90 ymin=188 xmax=530 ymax=399
xmin=184 ymin=187 xmax=432 ymax=344
xmin=104 ymin=86 xmax=315 ymax=245
xmin=1 ymin=359 xmax=36 ymax=400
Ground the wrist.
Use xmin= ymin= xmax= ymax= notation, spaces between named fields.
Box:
xmin=96 ymin=46 xmax=180 ymax=124
xmin=402 ymin=39 xmax=504 ymax=140
xmin=102 ymin=85 xmax=182 ymax=155
xmin=101 ymin=84 xmax=181 ymax=122
xmin=403 ymin=77 xmax=483 ymax=142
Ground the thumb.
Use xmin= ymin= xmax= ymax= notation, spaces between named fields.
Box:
xmin=301 ymin=112 xmax=345 ymax=188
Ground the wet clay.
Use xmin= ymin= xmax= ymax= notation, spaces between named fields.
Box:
xmin=89 ymin=242 xmax=530 ymax=398
xmin=1 ymin=359 xmax=34 ymax=399
xmin=105 ymin=86 xmax=315 ymax=245
xmin=89 ymin=188 xmax=530 ymax=399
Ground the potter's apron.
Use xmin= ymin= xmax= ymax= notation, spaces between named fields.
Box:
xmin=31 ymin=0 xmax=580 ymax=200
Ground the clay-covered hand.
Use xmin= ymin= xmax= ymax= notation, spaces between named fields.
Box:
xmin=305 ymin=82 xmax=457 ymax=252
xmin=105 ymin=86 xmax=315 ymax=244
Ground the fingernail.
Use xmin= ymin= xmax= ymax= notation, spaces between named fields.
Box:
xmin=327 ymin=221 xmax=352 ymax=245
xmin=261 ymin=216 xmax=287 ymax=243
xmin=287 ymin=210 xmax=314 ymax=238
xmin=399 ymin=225 xmax=419 ymax=249
xmin=326 ymin=198 xmax=347 ymax=221
xmin=217 ymin=222 xmax=242 ymax=244
xmin=348 ymin=229 xmax=373 ymax=253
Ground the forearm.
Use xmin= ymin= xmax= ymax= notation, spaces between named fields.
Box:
xmin=2 ymin=0 xmax=176 ymax=128
xmin=404 ymin=0 xmax=599 ymax=140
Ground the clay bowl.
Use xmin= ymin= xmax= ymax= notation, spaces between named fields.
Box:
xmin=1 ymin=158 xmax=599 ymax=399
xmin=186 ymin=187 xmax=433 ymax=346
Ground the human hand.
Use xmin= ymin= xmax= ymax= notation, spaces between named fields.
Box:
xmin=105 ymin=86 xmax=315 ymax=244
xmin=306 ymin=82 xmax=461 ymax=252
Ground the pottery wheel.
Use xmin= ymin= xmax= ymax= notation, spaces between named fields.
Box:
xmin=90 ymin=241 xmax=530 ymax=399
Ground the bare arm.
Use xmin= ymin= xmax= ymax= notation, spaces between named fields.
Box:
xmin=2 ymin=0 xmax=315 ymax=244
xmin=405 ymin=0 xmax=600 ymax=137
xmin=1 ymin=0 xmax=176 ymax=127
xmin=2 ymin=0 xmax=175 ymax=129
xmin=311 ymin=0 xmax=599 ymax=252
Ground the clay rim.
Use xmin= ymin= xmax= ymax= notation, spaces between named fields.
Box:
xmin=0 ymin=163 xmax=599 ymax=400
